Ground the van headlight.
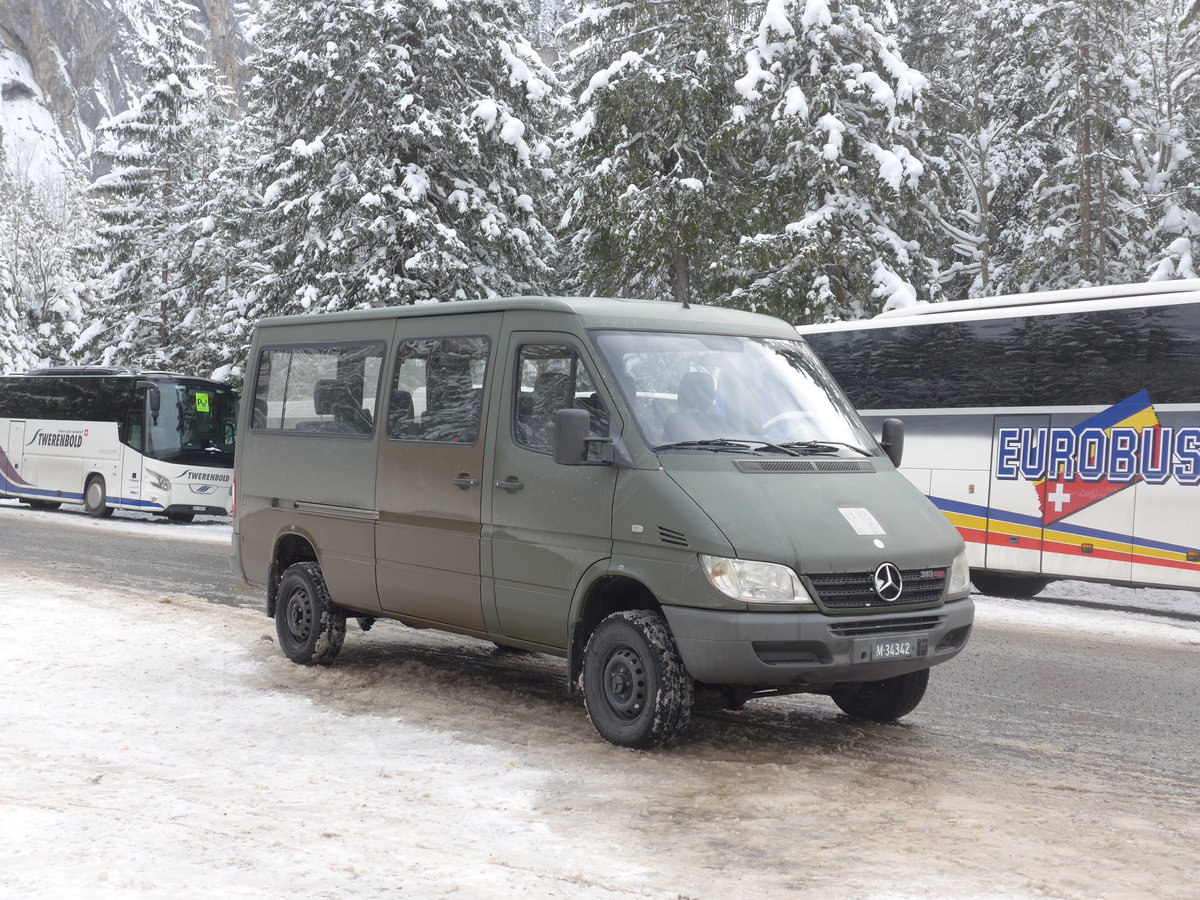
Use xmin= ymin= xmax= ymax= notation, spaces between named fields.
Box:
xmin=146 ymin=469 xmax=171 ymax=492
xmin=948 ymin=550 xmax=971 ymax=596
xmin=699 ymin=555 xmax=816 ymax=606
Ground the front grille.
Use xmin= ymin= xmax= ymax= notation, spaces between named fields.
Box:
xmin=808 ymin=568 xmax=946 ymax=610
xmin=828 ymin=615 xmax=945 ymax=638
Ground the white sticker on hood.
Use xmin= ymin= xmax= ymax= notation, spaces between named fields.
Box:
xmin=839 ymin=507 xmax=886 ymax=536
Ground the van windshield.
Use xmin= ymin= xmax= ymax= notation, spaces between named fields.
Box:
xmin=592 ymin=330 xmax=877 ymax=455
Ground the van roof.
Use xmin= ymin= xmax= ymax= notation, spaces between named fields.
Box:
xmin=255 ymin=296 xmax=797 ymax=336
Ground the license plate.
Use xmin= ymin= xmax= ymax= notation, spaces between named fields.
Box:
xmin=870 ymin=638 xmax=928 ymax=661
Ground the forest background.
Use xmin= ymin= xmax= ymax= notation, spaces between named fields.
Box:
xmin=1 ymin=0 xmax=1199 ymax=382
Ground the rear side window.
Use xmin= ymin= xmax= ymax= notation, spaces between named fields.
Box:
xmin=386 ymin=336 xmax=490 ymax=443
xmin=251 ymin=343 xmax=384 ymax=436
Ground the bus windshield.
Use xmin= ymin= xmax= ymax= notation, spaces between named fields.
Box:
xmin=592 ymin=330 xmax=877 ymax=454
xmin=144 ymin=380 xmax=238 ymax=467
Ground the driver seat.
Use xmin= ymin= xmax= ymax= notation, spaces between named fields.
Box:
xmin=663 ymin=372 xmax=725 ymax=442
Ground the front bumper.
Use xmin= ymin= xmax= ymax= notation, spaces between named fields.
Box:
xmin=662 ymin=599 xmax=974 ymax=686
xmin=163 ymin=502 xmax=231 ymax=517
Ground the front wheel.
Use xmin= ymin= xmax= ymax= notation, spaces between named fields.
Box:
xmin=582 ymin=610 xmax=694 ymax=749
xmin=84 ymin=475 xmax=113 ymax=518
xmin=832 ymin=668 xmax=929 ymax=722
xmin=275 ymin=562 xmax=346 ymax=666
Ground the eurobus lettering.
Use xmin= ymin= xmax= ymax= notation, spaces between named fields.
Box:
xmin=996 ymin=423 xmax=1200 ymax=485
xmin=799 ymin=279 xmax=1200 ymax=598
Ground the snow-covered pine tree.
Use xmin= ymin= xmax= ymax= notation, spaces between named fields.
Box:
xmin=0 ymin=158 xmax=96 ymax=370
xmin=727 ymin=0 xmax=933 ymax=322
xmin=559 ymin=0 xmax=747 ymax=305
xmin=0 ymin=149 xmax=35 ymax=373
xmin=898 ymin=0 xmax=1057 ymax=298
xmin=170 ymin=117 xmax=265 ymax=383
xmin=1020 ymin=0 xmax=1145 ymax=287
xmin=88 ymin=0 xmax=230 ymax=367
xmin=242 ymin=0 xmax=560 ymax=318
xmin=1129 ymin=0 xmax=1200 ymax=280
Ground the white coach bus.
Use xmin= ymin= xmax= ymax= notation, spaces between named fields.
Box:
xmin=799 ymin=280 xmax=1200 ymax=598
xmin=0 ymin=367 xmax=237 ymax=522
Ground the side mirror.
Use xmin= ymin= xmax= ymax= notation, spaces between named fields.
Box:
xmin=137 ymin=381 xmax=162 ymax=415
xmin=553 ymin=408 xmax=592 ymax=465
xmin=881 ymin=417 xmax=904 ymax=468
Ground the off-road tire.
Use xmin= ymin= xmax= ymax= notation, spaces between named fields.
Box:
xmin=582 ymin=610 xmax=694 ymax=749
xmin=970 ymin=570 xmax=1053 ymax=599
xmin=275 ymin=562 xmax=346 ymax=666
xmin=84 ymin=475 xmax=113 ymax=518
xmin=832 ymin=668 xmax=929 ymax=722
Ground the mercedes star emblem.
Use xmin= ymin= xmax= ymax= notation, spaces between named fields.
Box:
xmin=873 ymin=562 xmax=903 ymax=602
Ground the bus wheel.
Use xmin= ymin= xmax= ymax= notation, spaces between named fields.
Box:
xmin=970 ymin=570 xmax=1053 ymax=599
xmin=27 ymin=500 xmax=61 ymax=511
xmin=275 ymin=562 xmax=346 ymax=667
xmin=582 ymin=610 xmax=694 ymax=749
xmin=832 ymin=668 xmax=929 ymax=722
xmin=167 ymin=512 xmax=195 ymax=524
xmin=84 ymin=476 xmax=114 ymax=518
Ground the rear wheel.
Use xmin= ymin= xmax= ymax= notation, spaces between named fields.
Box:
xmin=970 ymin=570 xmax=1053 ymax=599
xmin=582 ymin=610 xmax=694 ymax=749
xmin=275 ymin=562 xmax=346 ymax=666
xmin=832 ymin=668 xmax=929 ymax=722
xmin=167 ymin=511 xmax=195 ymax=523
xmin=27 ymin=500 xmax=61 ymax=511
xmin=83 ymin=475 xmax=113 ymax=518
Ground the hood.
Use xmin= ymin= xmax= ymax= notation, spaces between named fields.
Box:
xmin=660 ymin=454 xmax=964 ymax=575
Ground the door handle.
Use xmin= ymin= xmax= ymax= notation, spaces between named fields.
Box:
xmin=452 ymin=476 xmax=481 ymax=489
xmin=494 ymin=478 xmax=524 ymax=492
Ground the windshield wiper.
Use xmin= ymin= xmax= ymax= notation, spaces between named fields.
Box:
xmin=779 ymin=440 xmax=873 ymax=457
xmin=653 ymin=438 xmax=800 ymax=456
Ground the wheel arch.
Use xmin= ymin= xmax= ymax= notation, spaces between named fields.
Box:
xmin=267 ymin=531 xmax=321 ymax=618
xmin=566 ymin=569 xmax=664 ymax=690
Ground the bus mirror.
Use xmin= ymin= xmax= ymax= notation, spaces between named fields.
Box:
xmin=137 ymin=381 xmax=161 ymax=423
xmin=881 ymin=418 xmax=904 ymax=467
xmin=553 ymin=408 xmax=592 ymax=465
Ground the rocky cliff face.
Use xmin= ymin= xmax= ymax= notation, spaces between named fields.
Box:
xmin=0 ymin=0 xmax=250 ymax=180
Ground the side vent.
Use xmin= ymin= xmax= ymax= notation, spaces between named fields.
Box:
xmin=659 ymin=526 xmax=689 ymax=547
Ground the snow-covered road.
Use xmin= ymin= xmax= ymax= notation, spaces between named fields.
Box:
xmin=2 ymin=569 xmax=1198 ymax=899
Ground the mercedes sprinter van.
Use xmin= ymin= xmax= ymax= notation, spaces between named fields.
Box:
xmin=233 ymin=298 xmax=974 ymax=747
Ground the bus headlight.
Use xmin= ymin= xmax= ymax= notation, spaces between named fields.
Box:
xmin=146 ymin=469 xmax=171 ymax=492
xmin=699 ymin=555 xmax=816 ymax=606
xmin=948 ymin=550 xmax=971 ymax=596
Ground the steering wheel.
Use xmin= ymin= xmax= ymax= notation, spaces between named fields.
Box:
xmin=761 ymin=410 xmax=812 ymax=438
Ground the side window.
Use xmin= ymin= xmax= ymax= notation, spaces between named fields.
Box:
xmin=1143 ymin=303 xmax=1199 ymax=404
xmin=514 ymin=344 xmax=610 ymax=458
xmin=1031 ymin=308 xmax=1149 ymax=406
xmin=387 ymin=336 xmax=490 ymax=443
xmin=251 ymin=342 xmax=383 ymax=436
xmin=939 ymin=317 xmax=1035 ymax=407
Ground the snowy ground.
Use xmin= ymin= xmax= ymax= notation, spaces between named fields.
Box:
xmin=3 ymin=571 xmax=1199 ymax=899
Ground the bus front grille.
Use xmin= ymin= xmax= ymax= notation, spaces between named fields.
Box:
xmin=807 ymin=569 xmax=946 ymax=610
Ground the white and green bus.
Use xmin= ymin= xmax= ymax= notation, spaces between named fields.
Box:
xmin=799 ymin=280 xmax=1200 ymax=598
xmin=0 ymin=367 xmax=237 ymax=522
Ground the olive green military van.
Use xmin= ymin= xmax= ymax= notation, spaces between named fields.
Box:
xmin=233 ymin=298 xmax=974 ymax=748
